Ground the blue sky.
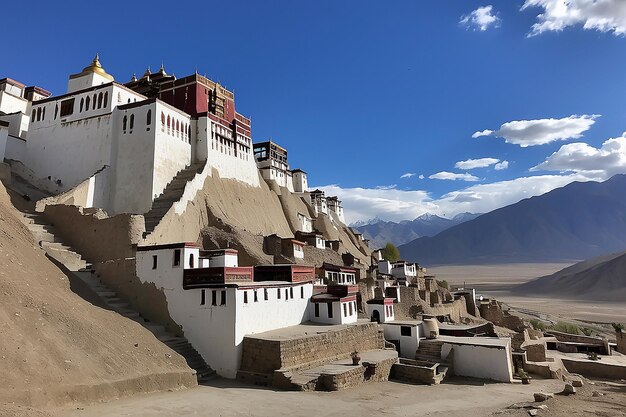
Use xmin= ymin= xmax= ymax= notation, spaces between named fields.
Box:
xmin=3 ymin=1 xmax=626 ymax=223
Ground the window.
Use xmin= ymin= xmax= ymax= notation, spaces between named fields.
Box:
xmin=31 ymin=109 xmax=35 ymax=120
xmin=290 ymin=288 xmax=294 ymax=299
xmin=98 ymin=92 xmax=103 ymax=109
xmin=349 ymin=302 xmax=353 ymax=316
xmin=103 ymin=92 xmax=108 ymax=107
xmin=264 ymin=288 xmax=268 ymax=301
xmin=327 ymin=302 xmax=333 ymax=318
xmin=80 ymin=98 xmax=84 ymax=112
xmin=211 ymin=290 xmax=217 ymax=306
xmin=254 ymin=290 xmax=258 ymax=302
xmin=161 ymin=112 xmax=165 ymax=125
xmin=123 ymin=115 xmax=127 ymax=132
xmin=54 ymin=104 xmax=58 ymax=119
xmin=300 ymin=286 xmax=304 ymax=299
xmin=85 ymin=96 xmax=90 ymax=110
xmin=189 ymin=253 xmax=194 ymax=268
xmin=285 ymin=289 xmax=289 ymax=300
xmin=93 ymin=94 xmax=97 ymax=108
xmin=152 ymin=255 xmax=157 ymax=270
xmin=220 ymin=290 xmax=226 ymax=305
xmin=146 ymin=109 xmax=152 ymax=126
xmin=36 ymin=107 xmax=41 ymax=121
xmin=314 ymin=303 xmax=319 ymax=317
xmin=173 ymin=249 xmax=181 ymax=266
xmin=129 ymin=114 xmax=134 ymax=131
xmin=277 ymin=288 xmax=281 ymax=299
xmin=41 ymin=107 xmax=45 ymax=121
xmin=167 ymin=115 xmax=170 ymax=129
xmin=243 ymin=291 xmax=248 ymax=304
xmin=343 ymin=303 xmax=348 ymax=317
xmin=200 ymin=289 xmax=206 ymax=305
xmin=401 ymin=326 xmax=412 ymax=337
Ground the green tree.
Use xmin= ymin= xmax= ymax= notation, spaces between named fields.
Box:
xmin=612 ymin=323 xmax=625 ymax=333
xmin=382 ymin=242 xmax=400 ymax=262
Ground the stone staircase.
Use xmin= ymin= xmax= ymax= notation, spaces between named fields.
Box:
xmin=143 ymin=162 xmax=205 ymax=236
xmin=20 ymin=211 xmax=217 ymax=383
xmin=416 ymin=338 xmax=444 ymax=361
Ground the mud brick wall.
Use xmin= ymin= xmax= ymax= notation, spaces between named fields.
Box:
xmin=391 ymin=363 xmax=436 ymax=385
xmin=479 ymin=301 xmax=526 ymax=332
xmin=524 ymin=343 xmax=547 ymax=362
xmin=239 ymin=323 xmax=384 ymax=374
xmin=547 ymin=331 xmax=605 ymax=346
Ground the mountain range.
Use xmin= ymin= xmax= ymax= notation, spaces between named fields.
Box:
xmin=397 ymin=174 xmax=626 ymax=265
xmin=351 ymin=212 xmax=480 ymax=248
xmin=515 ymin=250 xmax=626 ymax=301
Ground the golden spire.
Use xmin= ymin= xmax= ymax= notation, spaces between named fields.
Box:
xmin=70 ymin=53 xmax=114 ymax=81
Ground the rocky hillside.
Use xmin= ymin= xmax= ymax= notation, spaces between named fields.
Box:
xmin=0 ymin=183 xmax=196 ymax=414
xmin=353 ymin=213 xmax=480 ymax=248
xmin=515 ymin=251 xmax=626 ymax=301
xmin=398 ymin=175 xmax=626 ymax=265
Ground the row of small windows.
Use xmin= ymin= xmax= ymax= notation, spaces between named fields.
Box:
xmin=31 ymin=91 xmax=109 ymax=123
xmin=79 ymin=91 xmax=108 ymax=113
xmin=122 ymin=110 xmax=153 ymax=134
xmin=243 ymin=286 xmax=305 ymax=304
xmin=200 ymin=289 xmax=227 ymax=306
xmin=161 ymin=112 xmax=191 ymax=143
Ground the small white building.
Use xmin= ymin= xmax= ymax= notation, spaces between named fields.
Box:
xmin=253 ymin=140 xmax=293 ymax=191
xmin=295 ymin=231 xmax=326 ymax=249
xmin=291 ymin=168 xmax=308 ymax=193
xmin=366 ymin=297 xmax=396 ymax=323
xmin=309 ymin=284 xmax=359 ymax=325
xmin=439 ymin=336 xmax=514 ymax=383
xmin=136 ymin=243 xmax=318 ymax=379
xmin=297 ymin=212 xmax=313 ymax=233
xmin=310 ymin=189 xmax=327 ymax=216
xmin=327 ymin=196 xmax=345 ymax=224
xmin=316 ymin=262 xmax=358 ymax=285
xmin=383 ymin=321 xmax=423 ymax=359
xmin=391 ymin=261 xmax=418 ymax=285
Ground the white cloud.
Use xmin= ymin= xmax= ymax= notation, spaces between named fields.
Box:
xmin=472 ymin=129 xmax=494 ymax=138
xmin=522 ymin=0 xmax=626 ymax=37
xmin=314 ymin=174 xmax=594 ymax=224
xmin=460 ymin=5 xmax=501 ymax=31
xmin=375 ymin=184 xmax=397 ymax=190
xmin=474 ymin=115 xmax=599 ymax=147
xmin=494 ymin=160 xmax=509 ymax=170
xmin=418 ymin=174 xmax=425 ymax=180
xmin=429 ymin=171 xmax=480 ymax=182
xmin=532 ymin=133 xmax=626 ymax=177
xmin=400 ymin=172 xmax=416 ymax=179
xmin=455 ymin=158 xmax=500 ymax=170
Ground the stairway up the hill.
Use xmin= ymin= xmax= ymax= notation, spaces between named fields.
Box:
xmin=143 ymin=162 xmax=205 ymax=236
xmin=19 ymin=211 xmax=217 ymax=383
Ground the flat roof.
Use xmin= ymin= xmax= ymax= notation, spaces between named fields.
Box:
xmin=383 ymin=320 xmax=424 ymax=326
xmin=437 ymin=335 xmax=510 ymax=348
xmin=244 ymin=320 xmax=373 ymax=341
xmin=137 ymin=242 xmax=201 ymax=251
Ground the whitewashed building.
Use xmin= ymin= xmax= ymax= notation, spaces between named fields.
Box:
xmin=366 ymin=297 xmax=396 ymax=323
xmin=327 ymin=196 xmax=345 ymax=223
xmin=391 ymin=261 xmax=418 ymax=286
xmin=291 ymin=168 xmax=308 ymax=193
xmin=310 ymin=189 xmax=327 ymax=216
xmin=309 ymin=284 xmax=359 ymax=325
xmin=136 ymin=243 xmax=318 ymax=378
xmin=383 ymin=321 xmax=422 ymax=358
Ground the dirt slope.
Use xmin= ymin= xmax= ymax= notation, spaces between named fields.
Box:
xmin=0 ymin=183 xmax=196 ymax=411
xmin=515 ymin=250 xmax=626 ymax=301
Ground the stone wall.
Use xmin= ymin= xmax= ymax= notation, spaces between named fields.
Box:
xmin=617 ymin=331 xmax=625 ymax=354
xmin=42 ymin=204 xmax=143 ymax=262
xmin=395 ymin=287 xmax=470 ymax=323
xmin=239 ymin=323 xmax=384 ymax=374
xmin=524 ymin=343 xmax=547 ymax=362
xmin=391 ymin=362 xmax=438 ymax=385
xmin=479 ymin=300 xmax=526 ymax=332
xmin=562 ymin=358 xmax=626 ymax=380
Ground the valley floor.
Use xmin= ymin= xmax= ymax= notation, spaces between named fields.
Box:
xmin=59 ymin=377 xmax=564 ymax=417
xmin=430 ymin=263 xmax=626 ymax=324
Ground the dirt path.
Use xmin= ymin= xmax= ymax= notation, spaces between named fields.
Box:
xmin=59 ymin=378 xmax=565 ymax=417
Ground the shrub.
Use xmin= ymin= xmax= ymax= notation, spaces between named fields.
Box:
xmin=551 ymin=321 xmax=580 ymax=335
xmin=436 ymin=279 xmax=449 ymax=290
xmin=529 ymin=319 xmax=547 ymax=332
xmin=612 ymin=323 xmax=625 ymax=333
xmin=382 ymin=243 xmax=400 ymax=262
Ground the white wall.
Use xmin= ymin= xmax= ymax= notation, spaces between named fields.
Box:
xmin=367 ymin=303 xmax=395 ymax=323
xmin=310 ymin=299 xmax=357 ymax=325
xmin=441 ymin=340 xmax=513 ymax=383
xmin=293 ymin=244 xmax=304 ymax=259
xmin=4 ymin=135 xmax=25 ymax=162
xmin=0 ymin=91 xmax=28 ymax=114
xmin=0 ymin=126 xmax=8 ymax=161
xmin=198 ymin=116 xmax=259 ymax=187
xmin=293 ymin=171 xmax=308 ymax=193
xmin=67 ymin=72 xmax=114 ymax=93
xmin=383 ymin=324 xmax=421 ymax=358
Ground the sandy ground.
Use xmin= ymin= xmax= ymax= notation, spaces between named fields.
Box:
xmin=59 ymin=378 xmax=565 ymax=417
xmin=430 ymin=263 xmax=626 ymax=324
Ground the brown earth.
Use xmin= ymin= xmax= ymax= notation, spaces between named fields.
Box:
xmin=0 ymin=183 xmax=196 ymax=413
